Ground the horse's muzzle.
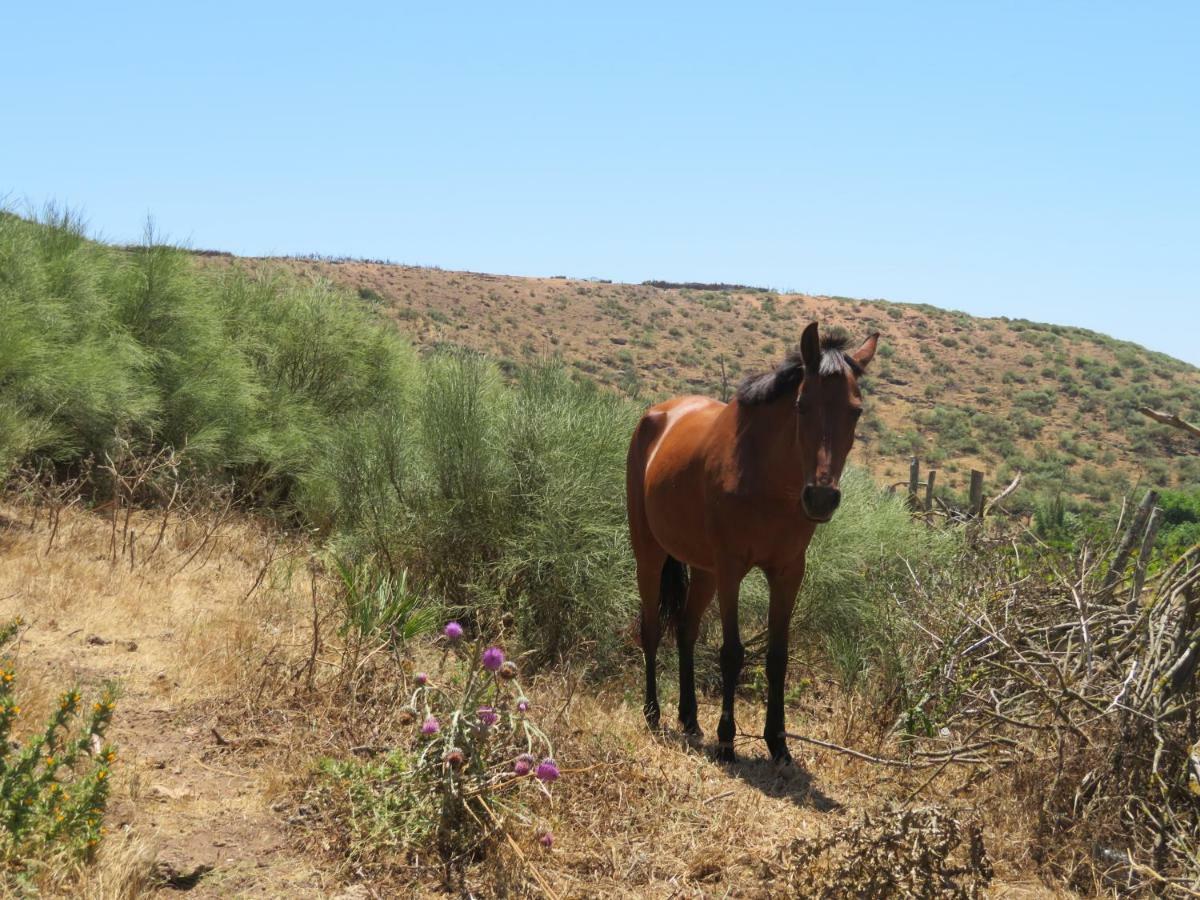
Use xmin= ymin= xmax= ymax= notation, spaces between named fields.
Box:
xmin=802 ymin=485 xmax=841 ymax=522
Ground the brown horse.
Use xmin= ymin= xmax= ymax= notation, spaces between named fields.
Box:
xmin=626 ymin=322 xmax=878 ymax=764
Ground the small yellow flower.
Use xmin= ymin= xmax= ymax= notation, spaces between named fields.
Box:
xmin=46 ymin=756 xmax=55 ymax=766
xmin=97 ymin=770 xmax=108 ymax=780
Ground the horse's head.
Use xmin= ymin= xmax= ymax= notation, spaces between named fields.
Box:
xmin=794 ymin=322 xmax=879 ymax=522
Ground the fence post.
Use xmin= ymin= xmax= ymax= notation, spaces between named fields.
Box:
xmin=924 ymin=470 xmax=937 ymax=521
xmin=969 ymin=470 xmax=984 ymax=519
xmin=908 ymin=457 xmax=920 ymax=510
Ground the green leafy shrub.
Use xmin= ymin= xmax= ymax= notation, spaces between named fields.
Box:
xmin=0 ymin=620 xmax=117 ymax=877
xmin=1158 ymin=489 xmax=1200 ymax=555
xmin=0 ymin=209 xmax=417 ymax=497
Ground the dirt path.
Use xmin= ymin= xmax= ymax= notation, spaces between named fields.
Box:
xmin=0 ymin=503 xmax=328 ymax=897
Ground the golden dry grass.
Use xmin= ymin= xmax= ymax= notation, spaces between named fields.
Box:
xmin=0 ymin=501 xmax=1072 ymax=897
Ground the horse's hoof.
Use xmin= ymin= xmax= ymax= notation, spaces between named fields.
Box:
xmin=715 ymin=742 xmax=736 ymax=764
xmin=679 ymin=718 xmax=703 ymax=738
xmin=770 ymin=748 xmax=793 ymax=767
xmin=644 ymin=708 xmax=661 ymax=731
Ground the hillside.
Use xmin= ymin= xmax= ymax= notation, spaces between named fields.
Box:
xmin=213 ymin=253 xmax=1200 ymax=512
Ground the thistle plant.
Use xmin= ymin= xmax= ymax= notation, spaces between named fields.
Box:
xmin=0 ymin=620 xmax=117 ymax=873
xmin=316 ymin=621 xmax=559 ymax=880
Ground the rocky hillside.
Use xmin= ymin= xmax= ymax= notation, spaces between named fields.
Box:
xmin=206 ymin=253 xmax=1200 ymax=513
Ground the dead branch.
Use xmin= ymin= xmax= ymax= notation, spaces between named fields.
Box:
xmin=1139 ymin=406 xmax=1200 ymax=439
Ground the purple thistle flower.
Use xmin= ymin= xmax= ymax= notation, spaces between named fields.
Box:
xmin=516 ymin=696 xmax=530 ymax=713
xmin=421 ymin=716 xmax=440 ymax=735
xmin=513 ymin=753 xmax=535 ymax=776
xmin=481 ymin=646 xmax=505 ymax=672
xmin=539 ymin=830 xmax=554 ymax=849
xmin=535 ymin=758 xmax=560 ymax=783
xmin=415 ymin=672 xmax=429 ymax=686
xmin=443 ymin=621 xmax=464 ymax=641
xmin=477 ymin=706 xmax=499 ymax=727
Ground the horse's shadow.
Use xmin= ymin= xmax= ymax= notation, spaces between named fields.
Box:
xmin=725 ymin=753 xmax=841 ymax=812
xmin=663 ymin=730 xmax=840 ymax=812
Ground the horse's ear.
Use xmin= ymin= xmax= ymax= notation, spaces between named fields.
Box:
xmin=851 ymin=332 xmax=880 ymax=370
xmin=800 ymin=322 xmax=821 ymax=369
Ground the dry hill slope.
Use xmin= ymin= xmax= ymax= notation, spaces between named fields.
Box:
xmin=205 ymin=253 xmax=1200 ymax=511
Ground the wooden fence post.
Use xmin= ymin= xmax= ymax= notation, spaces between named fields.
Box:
xmin=908 ymin=457 xmax=920 ymax=510
xmin=924 ymin=470 xmax=937 ymax=521
xmin=968 ymin=470 xmax=984 ymax=519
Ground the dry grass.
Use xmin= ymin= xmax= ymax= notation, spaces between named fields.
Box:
xmin=0 ymin=500 xmax=326 ymax=898
xmin=0 ymin=500 xmax=1073 ymax=897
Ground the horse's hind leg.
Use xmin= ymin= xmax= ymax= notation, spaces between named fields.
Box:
xmin=678 ymin=568 xmax=715 ymax=735
xmin=627 ymin=409 xmax=668 ymax=730
xmin=635 ymin=548 xmax=668 ymax=728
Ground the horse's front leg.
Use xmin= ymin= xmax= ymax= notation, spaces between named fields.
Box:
xmin=715 ymin=564 xmax=748 ymax=762
xmin=764 ymin=564 xmax=804 ymax=765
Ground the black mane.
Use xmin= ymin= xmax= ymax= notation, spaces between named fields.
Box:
xmin=735 ymin=332 xmax=861 ymax=406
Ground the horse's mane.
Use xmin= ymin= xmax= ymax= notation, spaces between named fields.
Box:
xmin=735 ymin=331 xmax=862 ymax=406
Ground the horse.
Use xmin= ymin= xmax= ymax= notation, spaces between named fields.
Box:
xmin=625 ymin=321 xmax=878 ymax=764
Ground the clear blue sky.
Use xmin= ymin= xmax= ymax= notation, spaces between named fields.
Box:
xmin=4 ymin=2 xmax=1198 ymax=364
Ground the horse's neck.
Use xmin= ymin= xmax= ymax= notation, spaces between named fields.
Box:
xmin=732 ymin=397 xmax=806 ymax=500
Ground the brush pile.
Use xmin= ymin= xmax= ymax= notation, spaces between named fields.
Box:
xmin=900 ymin=492 xmax=1200 ymax=894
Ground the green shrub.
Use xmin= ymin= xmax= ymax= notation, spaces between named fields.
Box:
xmin=1 ymin=621 xmax=117 ymax=879
xmin=1158 ymin=489 xmax=1200 ymax=555
xmin=0 ymin=210 xmax=416 ymax=497
xmin=793 ymin=468 xmax=958 ymax=690
xmin=333 ymin=558 xmax=439 ymax=658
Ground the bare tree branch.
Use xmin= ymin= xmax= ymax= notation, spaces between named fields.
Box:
xmin=1139 ymin=406 xmax=1200 ymax=439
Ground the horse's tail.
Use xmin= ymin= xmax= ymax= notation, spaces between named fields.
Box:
xmin=658 ymin=555 xmax=689 ymax=637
